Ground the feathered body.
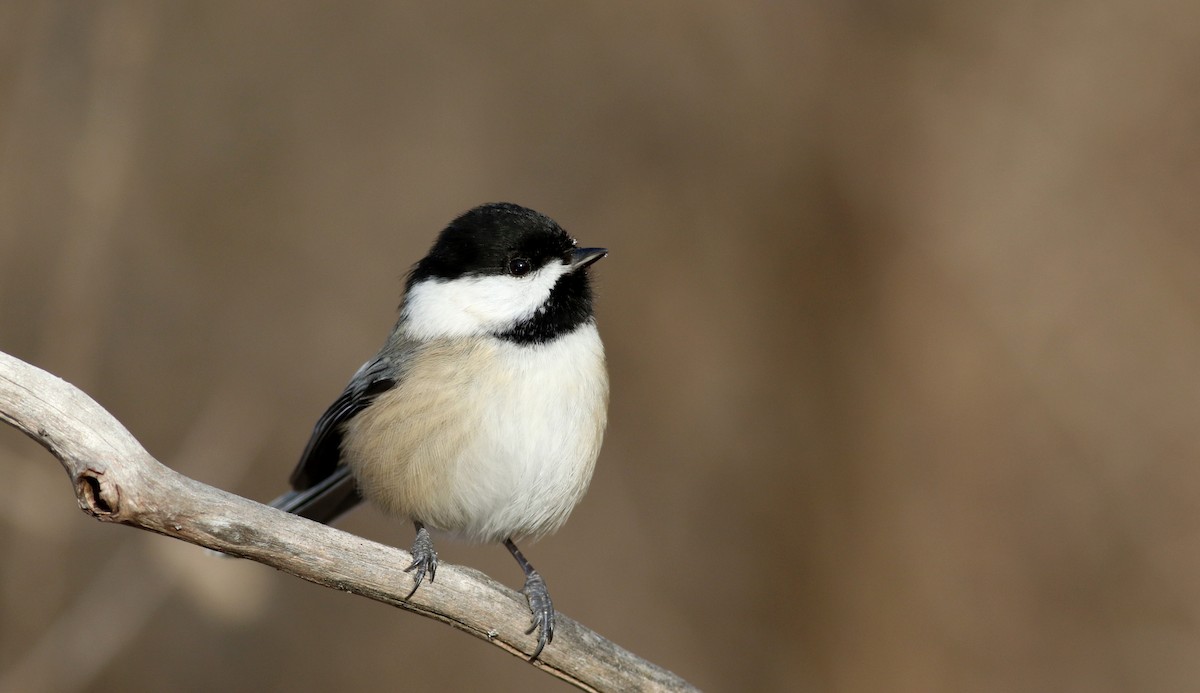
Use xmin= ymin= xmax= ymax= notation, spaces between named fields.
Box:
xmin=342 ymin=327 xmax=607 ymax=542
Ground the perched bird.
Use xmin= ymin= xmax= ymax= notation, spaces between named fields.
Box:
xmin=270 ymin=203 xmax=608 ymax=660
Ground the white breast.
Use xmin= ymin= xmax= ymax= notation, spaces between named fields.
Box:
xmin=341 ymin=324 xmax=608 ymax=543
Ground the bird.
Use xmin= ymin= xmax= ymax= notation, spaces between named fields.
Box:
xmin=268 ymin=202 xmax=609 ymax=660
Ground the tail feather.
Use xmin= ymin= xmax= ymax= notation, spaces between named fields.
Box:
xmin=269 ymin=465 xmax=362 ymax=525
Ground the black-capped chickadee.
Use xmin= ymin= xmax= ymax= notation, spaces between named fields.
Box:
xmin=270 ymin=203 xmax=608 ymax=660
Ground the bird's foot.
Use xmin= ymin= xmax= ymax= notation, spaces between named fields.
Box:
xmin=403 ymin=524 xmax=438 ymax=599
xmin=521 ymin=569 xmax=554 ymax=661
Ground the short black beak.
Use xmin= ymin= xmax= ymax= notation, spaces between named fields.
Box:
xmin=569 ymin=247 xmax=607 ymax=270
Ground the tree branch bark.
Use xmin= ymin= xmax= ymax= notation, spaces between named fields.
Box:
xmin=0 ymin=350 xmax=695 ymax=692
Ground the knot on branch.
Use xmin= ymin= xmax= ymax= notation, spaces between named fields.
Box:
xmin=76 ymin=468 xmax=119 ymax=517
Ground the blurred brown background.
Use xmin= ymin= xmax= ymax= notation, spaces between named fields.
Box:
xmin=2 ymin=2 xmax=1200 ymax=692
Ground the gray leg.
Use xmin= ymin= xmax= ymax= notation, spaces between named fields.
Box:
xmin=504 ymin=538 xmax=554 ymax=661
xmin=403 ymin=521 xmax=438 ymax=599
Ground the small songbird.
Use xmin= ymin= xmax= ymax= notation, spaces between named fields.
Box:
xmin=269 ymin=203 xmax=608 ymax=660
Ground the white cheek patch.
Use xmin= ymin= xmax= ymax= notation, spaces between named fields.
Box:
xmin=401 ymin=260 xmax=569 ymax=340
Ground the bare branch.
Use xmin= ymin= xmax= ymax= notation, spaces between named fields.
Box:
xmin=0 ymin=350 xmax=696 ymax=692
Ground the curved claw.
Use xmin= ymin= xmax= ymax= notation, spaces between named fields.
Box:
xmin=522 ymin=570 xmax=554 ymax=661
xmin=403 ymin=525 xmax=438 ymax=599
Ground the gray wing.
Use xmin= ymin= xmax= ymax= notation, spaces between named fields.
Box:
xmin=269 ymin=355 xmax=398 ymax=523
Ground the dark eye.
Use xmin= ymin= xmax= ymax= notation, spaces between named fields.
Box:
xmin=508 ymin=257 xmax=532 ymax=277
